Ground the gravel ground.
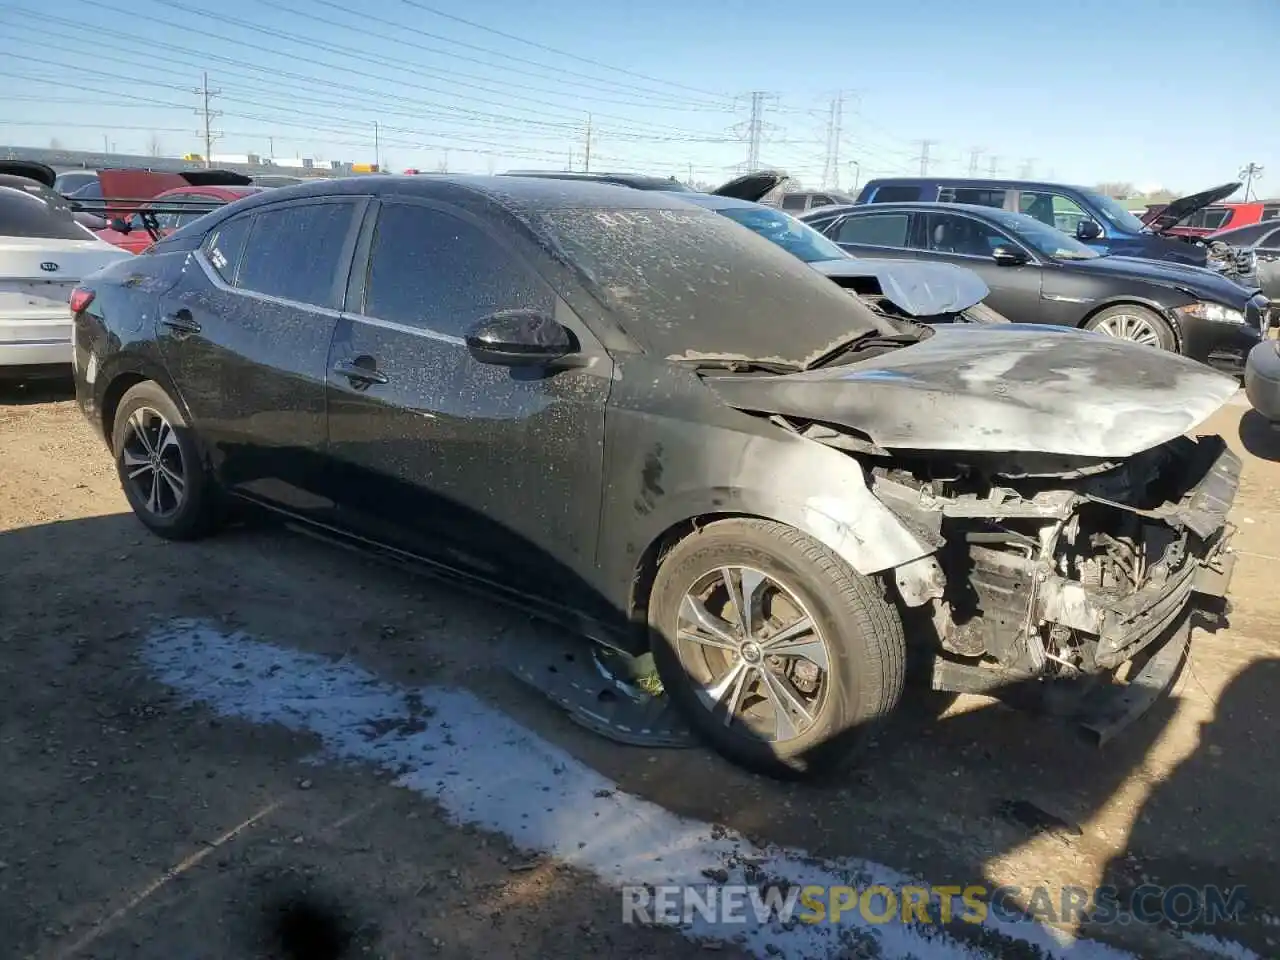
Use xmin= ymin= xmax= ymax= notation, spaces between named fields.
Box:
xmin=2 ymin=378 xmax=1278 ymax=960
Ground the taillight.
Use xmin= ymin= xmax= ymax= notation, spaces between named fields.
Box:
xmin=69 ymin=287 xmax=96 ymax=314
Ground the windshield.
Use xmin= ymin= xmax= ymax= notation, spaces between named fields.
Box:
xmin=538 ymin=206 xmax=887 ymax=367
xmin=1080 ymin=189 xmax=1147 ymax=233
xmin=716 ymin=205 xmax=847 ymax=263
xmin=985 ymin=209 xmax=1100 ymax=260
xmin=0 ymin=180 xmax=99 ymax=241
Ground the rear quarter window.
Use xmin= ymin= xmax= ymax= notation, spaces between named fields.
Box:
xmin=836 ymin=213 xmax=910 ymax=247
xmin=869 ymin=185 xmax=924 ymax=203
xmin=0 ymin=182 xmax=97 ymax=240
xmin=202 ymin=215 xmax=253 ymax=283
xmin=939 ymin=187 xmax=1008 ymax=208
xmin=234 ymin=201 xmax=357 ymax=308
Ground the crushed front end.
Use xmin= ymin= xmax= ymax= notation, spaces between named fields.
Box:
xmin=869 ymin=434 xmax=1239 ymax=740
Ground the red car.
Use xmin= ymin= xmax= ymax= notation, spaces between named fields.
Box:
xmin=1144 ymin=196 xmax=1280 ymax=239
xmin=78 ymin=169 xmax=263 ymax=254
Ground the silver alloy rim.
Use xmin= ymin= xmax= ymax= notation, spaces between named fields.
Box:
xmin=121 ymin=407 xmax=186 ymax=517
xmin=676 ymin=566 xmax=830 ymax=743
xmin=1092 ymin=313 xmax=1160 ymax=346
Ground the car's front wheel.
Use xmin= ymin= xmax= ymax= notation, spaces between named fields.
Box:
xmin=648 ymin=518 xmax=906 ymax=779
xmin=1083 ymin=304 xmax=1176 ymax=352
xmin=111 ymin=381 xmax=220 ymax=540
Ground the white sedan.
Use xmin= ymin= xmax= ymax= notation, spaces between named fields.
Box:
xmin=1 ymin=162 xmax=133 ymax=378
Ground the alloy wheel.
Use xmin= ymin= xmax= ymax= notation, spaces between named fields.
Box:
xmin=675 ymin=566 xmax=830 ymax=743
xmin=120 ymin=407 xmax=186 ymax=518
xmin=1091 ymin=312 xmax=1161 ymax=347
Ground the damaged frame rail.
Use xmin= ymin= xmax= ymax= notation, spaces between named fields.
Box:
xmin=878 ymin=434 xmax=1241 ymax=744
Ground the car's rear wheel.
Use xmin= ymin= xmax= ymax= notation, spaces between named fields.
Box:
xmin=648 ymin=518 xmax=906 ymax=779
xmin=1084 ymin=304 xmax=1176 ymax=352
xmin=111 ymin=381 xmax=219 ymax=540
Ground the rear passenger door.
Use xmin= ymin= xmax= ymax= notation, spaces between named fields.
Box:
xmin=325 ymin=199 xmax=613 ymax=612
xmin=157 ymin=197 xmax=365 ymax=515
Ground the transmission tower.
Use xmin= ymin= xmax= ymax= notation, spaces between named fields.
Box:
xmin=988 ymin=155 xmax=1000 ymax=176
xmin=1018 ymin=157 xmax=1037 ymax=178
xmin=968 ymin=147 xmax=984 ymax=176
xmin=194 ymin=71 xmax=222 ymax=167
xmin=914 ymin=139 xmax=937 ymax=176
xmin=1240 ymin=162 xmax=1264 ymax=201
xmin=821 ymin=94 xmax=845 ymax=189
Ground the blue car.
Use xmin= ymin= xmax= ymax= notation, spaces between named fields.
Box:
xmin=854 ymin=177 xmax=1240 ymax=268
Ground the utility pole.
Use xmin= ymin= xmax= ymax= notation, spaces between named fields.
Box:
xmin=195 ymin=71 xmax=221 ymax=167
xmin=968 ymin=147 xmax=984 ymax=176
xmin=583 ymin=114 xmax=593 ymax=173
xmin=102 ymin=134 xmax=109 ymax=155
xmin=821 ymin=93 xmax=844 ymax=189
xmin=1019 ymin=157 xmax=1036 ymax=178
xmin=1240 ymin=162 xmax=1264 ymax=201
xmin=269 ymin=136 xmax=274 ymax=157
xmin=988 ymin=155 xmax=1000 ymax=177
xmin=374 ymin=121 xmax=380 ymax=169
xmin=914 ymin=139 xmax=937 ymax=176
xmin=687 ymin=161 xmax=694 ymax=184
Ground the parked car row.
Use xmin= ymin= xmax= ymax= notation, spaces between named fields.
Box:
xmin=62 ymin=170 xmax=1246 ymax=779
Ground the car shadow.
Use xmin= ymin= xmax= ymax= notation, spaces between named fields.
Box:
xmin=0 ymin=373 xmax=75 ymax=405
xmin=1237 ymin=408 xmax=1280 ymax=461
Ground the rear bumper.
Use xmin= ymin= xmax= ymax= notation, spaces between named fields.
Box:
xmin=0 ymin=312 xmax=72 ymax=369
xmin=1244 ymin=339 xmax=1280 ymax=421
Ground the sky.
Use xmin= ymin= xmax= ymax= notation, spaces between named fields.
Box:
xmin=1 ymin=0 xmax=1276 ymax=196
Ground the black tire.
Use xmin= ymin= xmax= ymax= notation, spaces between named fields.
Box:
xmin=1083 ymin=304 xmax=1177 ymax=352
xmin=648 ymin=518 xmax=906 ymax=780
xmin=111 ymin=381 xmax=219 ymax=541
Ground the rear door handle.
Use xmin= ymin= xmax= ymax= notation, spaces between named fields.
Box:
xmin=333 ymin=357 xmax=389 ymax=386
xmin=160 ymin=310 xmax=201 ymax=335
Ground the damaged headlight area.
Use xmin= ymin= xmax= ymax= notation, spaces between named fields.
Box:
xmin=1174 ymin=301 xmax=1247 ymax=324
xmin=864 ymin=434 xmax=1239 ymax=693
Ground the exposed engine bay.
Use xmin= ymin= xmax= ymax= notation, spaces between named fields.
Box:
xmin=791 ymin=419 xmax=1238 ymax=699
xmin=1204 ymin=239 xmax=1257 ymax=283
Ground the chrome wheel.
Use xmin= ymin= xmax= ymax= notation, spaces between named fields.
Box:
xmin=120 ymin=407 xmax=186 ymax=518
xmin=1091 ymin=312 xmax=1161 ymax=347
xmin=676 ymin=566 xmax=830 ymax=743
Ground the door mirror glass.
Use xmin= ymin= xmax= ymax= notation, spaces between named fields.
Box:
xmin=108 ymin=217 xmax=132 ymax=234
xmin=465 ymin=310 xmax=575 ymax=367
xmin=992 ymin=245 xmax=1029 ymax=266
xmin=1076 ymin=219 xmax=1103 ymax=241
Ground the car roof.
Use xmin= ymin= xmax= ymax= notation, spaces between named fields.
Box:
xmin=219 ymin=173 xmax=709 ymax=215
xmin=804 ymin=201 xmax=1009 ymax=217
xmin=670 ymin=192 xmax=765 ymax=212
xmin=862 ymin=176 xmax=1094 ymax=193
xmin=501 ymin=170 xmax=691 ymax=191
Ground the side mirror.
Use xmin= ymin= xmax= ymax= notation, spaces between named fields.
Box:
xmin=108 ymin=217 xmax=132 ymax=234
xmin=1076 ymin=219 xmax=1102 ymax=241
xmin=992 ymin=245 xmax=1029 ymax=266
xmin=465 ymin=309 xmax=575 ymax=367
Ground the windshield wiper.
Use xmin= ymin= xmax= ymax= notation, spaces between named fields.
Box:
xmin=684 ymin=358 xmax=800 ymax=375
xmin=803 ymin=326 xmax=928 ymax=371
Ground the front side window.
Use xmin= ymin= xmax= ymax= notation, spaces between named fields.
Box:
xmin=835 ymin=212 xmax=910 ymax=247
xmin=202 ymin=214 xmax=252 ymax=284
xmin=919 ymin=212 xmax=1013 ymax=257
xmin=363 ymin=202 xmax=548 ymax=335
xmin=235 ymin=201 xmax=356 ymax=308
xmin=1019 ymin=191 xmax=1091 ymax=234
xmin=716 ymin=205 xmax=847 ymax=263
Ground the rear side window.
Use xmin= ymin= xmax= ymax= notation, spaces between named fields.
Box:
xmin=1263 ymin=205 xmax=1280 ymax=222
xmin=836 ymin=213 xmax=910 ymax=247
xmin=0 ymin=182 xmax=95 ymax=240
xmin=869 ymin=185 xmax=922 ymax=203
xmin=939 ymin=187 xmax=1007 ymax=208
xmin=202 ymin=215 xmax=252 ymax=284
xmin=235 ymin=201 xmax=356 ymax=308
xmin=781 ymin=194 xmax=808 ymax=211
xmin=1262 ymin=227 xmax=1280 ymax=250
xmin=362 ymin=202 xmax=547 ymax=336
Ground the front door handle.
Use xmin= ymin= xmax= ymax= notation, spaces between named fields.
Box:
xmin=333 ymin=357 xmax=389 ymax=386
xmin=160 ymin=309 xmax=201 ymax=336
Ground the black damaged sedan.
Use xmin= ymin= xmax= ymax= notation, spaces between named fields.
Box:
xmin=73 ymin=175 xmax=1242 ymax=778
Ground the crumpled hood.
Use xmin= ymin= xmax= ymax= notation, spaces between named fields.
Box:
xmin=811 ymin=258 xmax=989 ymax=316
xmin=707 ymin=323 xmax=1239 ymax=459
xmin=1072 ymin=254 xmax=1260 ymax=303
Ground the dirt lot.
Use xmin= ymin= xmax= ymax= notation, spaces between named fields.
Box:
xmin=2 ymin=380 xmax=1279 ymax=960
